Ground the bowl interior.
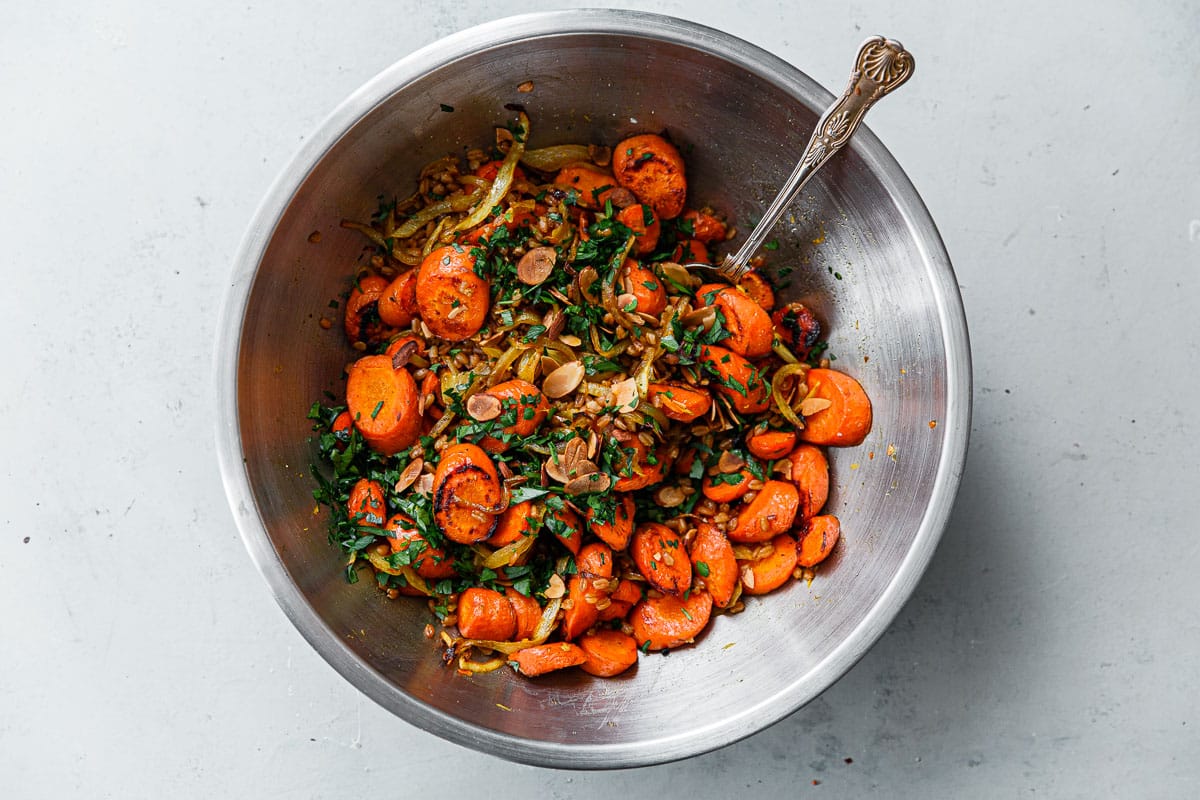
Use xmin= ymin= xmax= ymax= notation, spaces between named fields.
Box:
xmin=223 ymin=12 xmax=967 ymax=768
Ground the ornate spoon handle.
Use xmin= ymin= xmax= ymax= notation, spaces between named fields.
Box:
xmin=715 ymin=37 xmax=914 ymax=282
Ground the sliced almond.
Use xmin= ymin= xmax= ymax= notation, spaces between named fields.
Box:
xmin=799 ymin=397 xmax=833 ymax=416
xmin=394 ymin=457 xmax=424 ymax=493
xmin=654 ymin=485 xmax=686 ymax=508
xmin=559 ymin=333 xmax=582 ymax=347
xmin=390 ymin=340 xmax=418 ymax=370
xmin=564 ymin=471 xmax=611 ymax=496
xmin=542 ymin=307 xmax=565 ymax=340
xmin=562 ymin=436 xmax=589 ymax=470
xmin=586 ymin=429 xmax=599 ymax=459
xmin=741 ymin=566 xmax=756 ymax=590
xmin=681 ymin=305 xmax=717 ymax=331
xmin=543 ymin=360 xmax=585 ymax=398
xmin=660 ymin=261 xmax=698 ymax=289
xmin=588 ymin=144 xmax=612 ymax=167
xmin=413 ymin=473 xmax=434 ymax=497
xmin=718 ymin=450 xmax=746 ymax=474
xmin=611 ymin=377 xmax=639 ymax=413
xmin=616 ymin=292 xmax=639 ymax=313
xmin=517 ymin=246 xmax=557 ymax=285
xmin=577 ymin=266 xmax=599 ymax=301
xmin=544 ymin=574 xmax=566 ymax=599
xmin=466 ymin=392 xmax=502 ymax=421
xmin=603 ymin=186 xmax=636 ymax=208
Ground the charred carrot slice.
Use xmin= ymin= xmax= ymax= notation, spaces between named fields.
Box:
xmin=689 ymin=522 xmax=738 ymax=608
xmin=612 ymin=134 xmax=687 ymax=219
xmin=587 ymin=492 xmax=635 ymax=551
xmin=431 ymin=443 xmax=503 ymax=544
xmin=597 ymin=578 xmax=645 ymax=621
xmin=345 ymin=355 xmax=421 ymax=455
xmin=629 ymin=589 xmax=713 ymax=651
xmin=798 ymin=368 xmax=873 ymax=447
xmin=578 ymin=629 xmax=640 ymax=677
xmin=740 ymin=534 xmax=798 ymax=595
xmin=771 ymin=302 xmax=822 ymax=357
xmin=490 ymin=499 xmax=537 ymax=547
xmin=746 ymin=429 xmax=798 ymax=461
xmin=377 ymin=269 xmax=418 ymax=328
xmin=737 ymin=270 xmax=775 ymax=311
xmin=554 ymin=163 xmax=616 ymax=209
xmin=619 ymin=258 xmax=666 ymax=317
xmin=728 ymin=480 xmax=800 ymax=543
xmin=617 ymin=204 xmax=661 ymax=255
xmin=647 ymin=382 xmax=712 ymax=423
xmin=786 ymin=444 xmax=829 ymax=520
xmin=457 ymin=587 xmax=517 ymax=641
xmin=474 ymin=379 xmax=549 ymax=453
xmin=631 ymin=522 xmax=692 ymax=596
xmin=562 ymin=542 xmax=614 ymax=640
xmin=511 ymin=642 xmax=587 ymax=677
xmin=698 ymin=345 xmax=770 ymax=414
xmin=414 ymin=245 xmax=489 ymax=341
xmin=347 ymin=478 xmax=386 ymax=526
xmin=386 ymin=514 xmax=456 ymax=579
xmin=343 ymin=275 xmax=393 ymax=345
xmin=506 ymin=590 xmax=543 ymax=641
xmin=797 ymin=514 xmax=841 ymax=567
xmin=697 ymin=283 xmax=773 ymax=359
xmin=681 ymin=209 xmax=728 ymax=243
xmin=474 ymin=159 xmax=526 ymax=183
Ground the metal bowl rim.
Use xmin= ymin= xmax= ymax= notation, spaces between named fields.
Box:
xmin=213 ymin=8 xmax=971 ymax=769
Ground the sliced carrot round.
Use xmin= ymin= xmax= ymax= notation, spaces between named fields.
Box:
xmin=681 ymin=209 xmax=727 ymax=243
xmin=728 ymin=480 xmax=800 ymax=543
xmin=578 ymin=629 xmax=639 ymax=677
xmin=343 ymin=275 xmax=393 ymax=344
xmin=386 ymin=514 xmax=455 ymax=579
xmin=699 ymin=284 xmax=773 ymax=358
xmin=737 ymin=270 xmax=775 ymax=311
xmin=506 ymin=590 xmax=543 ymax=641
xmin=629 ymin=589 xmax=713 ymax=651
xmin=597 ymin=578 xmax=645 ymax=622
xmin=377 ymin=269 xmax=418 ymax=328
xmin=415 ymin=245 xmax=489 ymax=341
xmin=346 ymin=355 xmax=421 ymax=455
xmin=797 ymin=514 xmax=841 ymax=567
xmin=631 ymin=523 xmax=692 ymax=596
xmin=511 ymin=642 xmax=587 ymax=677
xmin=620 ymin=259 xmax=666 ymax=317
xmin=554 ymin=163 xmax=616 ymax=209
xmin=746 ymin=429 xmax=798 ymax=461
xmin=476 ymin=379 xmax=549 ymax=453
xmin=787 ymin=443 xmax=829 ymax=520
xmin=689 ymin=522 xmax=738 ymax=608
xmin=431 ymin=443 xmax=502 ymax=544
xmin=647 ymin=382 xmax=712 ymax=423
xmin=457 ymin=587 xmax=517 ymax=641
xmin=617 ymin=204 xmax=660 ymax=255
xmin=347 ymin=478 xmax=386 ymax=527
xmin=490 ymin=499 xmax=538 ymax=547
xmin=798 ymin=368 xmax=873 ymax=447
xmin=612 ymin=134 xmax=687 ymax=219
xmin=562 ymin=542 xmax=615 ymax=640
xmin=587 ymin=492 xmax=635 ymax=551
xmin=701 ymin=467 xmax=754 ymax=504
xmin=698 ymin=345 xmax=770 ymax=414
xmin=610 ymin=428 xmax=667 ymax=491
xmin=740 ymin=534 xmax=798 ymax=595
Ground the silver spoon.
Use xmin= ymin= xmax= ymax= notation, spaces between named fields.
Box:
xmin=692 ymin=36 xmax=915 ymax=283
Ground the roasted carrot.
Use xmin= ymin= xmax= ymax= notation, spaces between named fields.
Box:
xmin=612 ymin=134 xmax=687 ymax=219
xmin=384 ymin=333 xmax=426 ymax=363
xmin=786 ymin=443 xmax=829 ymax=520
xmin=414 ymin=245 xmax=490 ymax=341
xmin=611 ymin=428 xmax=667 ymax=491
xmin=490 ymin=499 xmax=537 ymax=547
xmin=431 ymin=443 xmax=503 ymax=544
xmin=689 ymin=522 xmax=738 ymax=608
xmin=554 ymin=163 xmax=616 ymax=209
xmin=746 ymin=428 xmax=798 ymax=461
xmin=386 ymin=514 xmax=456 ymax=579
xmin=629 ymin=589 xmax=713 ymax=651
xmin=681 ymin=209 xmax=728 ymax=243
xmin=796 ymin=514 xmax=841 ymax=567
xmin=343 ymin=275 xmax=393 ymax=345
xmin=740 ymin=534 xmax=798 ymax=595
xmin=620 ymin=258 xmax=667 ymax=317
xmin=331 ymin=410 xmax=354 ymax=446
xmin=698 ymin=345 xmax=770 ymax=414
xmin=631 ymin=522 xmax=692 ymax=596
xmin=475 ymin=159 xmax=527 ymax=184
xmin=562 ymin=542 xmax=615 ymax=640
xmin=597 ymin=578 xmax=645 ymax=621
xmin=510 ymin=642 xmax=587 ymax=677
xmin=547 ymin=505 xmax=583 ymax=556
xmin=701 ymin=467 xmax=755 ymax=504
xmin=346 ymin=355 xmax=421 ymax=455
xmin=798 ymin=368 xmax=873 ymax=447
xmin=459 ymin=204 xmax=539 ymax=246
xmin=587 ymin=492 xmax=635 ymax=551
xmin=698 ymin=284 xmax=773 ymax=358
xmin=617 ymin=204 xmax=661 ymax=255
xmin=728 ymin=480 xmax=800 ymax=543
xmin=506 ymin=590 xmax=543 ymax=640
xmin=737 ymin=270 xmax=775 ymax=311
xmin=457 ymin=587 xmax=518 ymax=641
xmin=771 ymin=302 xmax=822 ymax=357
xmin=647 ymin=382 xmax=712 ymax=423
xmin=672 ymin=238 xmax=709 ymax=264
xmin=347 ymin=478 xmax=387 ymax=526
xmin=475 ymin=379 xmax=550 ymax=453
xmin=377 ymin=269 xmax=418 ymax=328
xmin=578 ymin=629 xmax=639 ymax=677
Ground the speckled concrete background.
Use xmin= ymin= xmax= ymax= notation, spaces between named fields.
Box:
xmin=2 ymin=1 xmax=1198 ymax=796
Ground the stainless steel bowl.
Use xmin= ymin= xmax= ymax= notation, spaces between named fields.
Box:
xmin=216 ymin=9 xmax=970 ymax=768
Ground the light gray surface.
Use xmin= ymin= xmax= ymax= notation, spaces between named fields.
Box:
xmin=1 ymin=0 xmax=1197 ymax=796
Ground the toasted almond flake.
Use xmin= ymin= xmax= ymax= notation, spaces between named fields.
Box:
xmin=588 ymin=143 xmax=612 ymax=167
xmin=718 ymin=451 xmax=746 ymax=474
xmin=587 ymin=429 xmax=599 ymax=459
xmin=611 ymin=377 xmax=639 ymax=412
xmin=544 ymin=574 xmax=566 ymax=599
xmin=395 ymin=458 xmax=425 ymax=493
xmin=661 ymin=550 xmax=675 ymax=567
xmin=517 ymin=246 xmax=557 ymax=285
xmin=799 ymin=397 xmax=833 ymax=416
xmin=466 ymin=392 xmax=502 ymax=421
xmin=681 ymin=305 xmax=716 ymax=330
xmin=654 ymin=485 xmax=686 ymax=508
xmin=660 ymin=262 xmax=697 ymax=288
xmin=559 ymin=333 xmax=582 ymax=347
xmin=741 ymin=566 xmax=756 ymax=590
xmin=616 ymin=292 xmax=639 ymax=312
xmin=517 ymin=80 xmax=535 ymax=93
xmin=414 ymin=473 xmax=434 ymax=496
xmin=604 ymin=186 xmax=636 ymax=208
xmin=543 ymin=360 xmax=585 ymax=398
xmin=390 ymin=340 xmax=418 ymax=369
xmin=564 ymin=471 xmax=610 ymax=496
